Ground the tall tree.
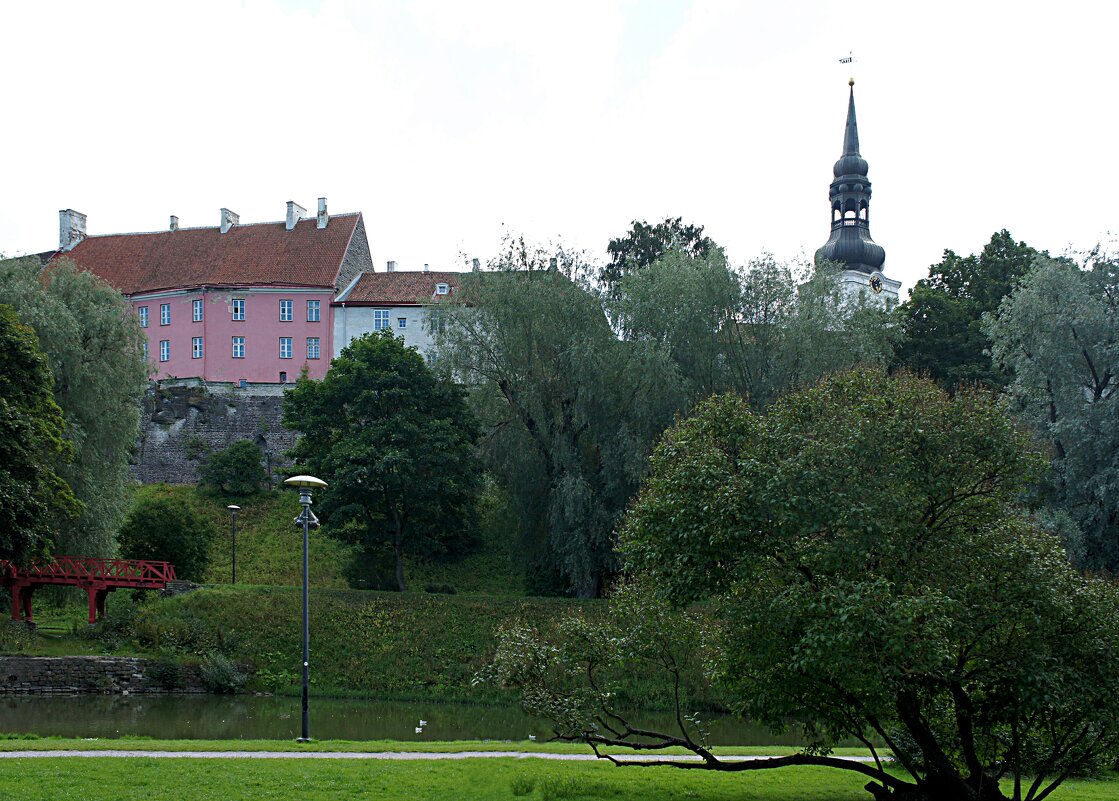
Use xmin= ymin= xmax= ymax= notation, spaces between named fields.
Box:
xmin=602 ymin=217 xmax=716 ymax=290
xmin=0 ymin=257 xmax=148 ymax=556
xmin=894 ymin=230 xmax=1041 ymax=391
xmin=284 ymin=330 xmax=482 ymax=592
xmin=614 ymin=252 xmax=897 ymax=408
xmin=435 ymin=239 xmax=685 ymax=597
xmin=488 ymin=370 xmax=1119 ymax=801
xmin=0 ymin=304 xmax=81 ymax=563
xmin=987 ymin=252 xmax=1119 ymax=570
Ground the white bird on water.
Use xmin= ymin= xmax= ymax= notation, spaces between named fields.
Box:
xmin=419 ymin=720 xmax=427 ymax=727
xmin=529 ymin=735 xmax=536 ymax=742
xmin=415 ymin=727 xmax=423 ymax=734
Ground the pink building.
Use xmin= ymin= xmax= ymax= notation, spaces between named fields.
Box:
xmin=49 ymin=201 xmax=373 ymax=386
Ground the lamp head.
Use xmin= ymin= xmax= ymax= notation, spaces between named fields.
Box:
xmin=284 ymin=475 xmax=328 ymax=490
xmin=227 ymin=505 xmax=241 ymax=511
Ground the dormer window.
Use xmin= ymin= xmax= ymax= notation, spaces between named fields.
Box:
xmin=435 ymin=283 xmax=449 ymax=295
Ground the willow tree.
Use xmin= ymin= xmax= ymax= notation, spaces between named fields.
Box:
xmin=435 ymin=240 xmax=684 ymax=597
xmin=0 ymin=257 xmax=148 ymax=556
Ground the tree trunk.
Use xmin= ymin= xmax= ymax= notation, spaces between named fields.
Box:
xmin=394 ymin=537 xmax=407 ymax=592
xmin=865 ymin=775 xmax=1009 ymax=801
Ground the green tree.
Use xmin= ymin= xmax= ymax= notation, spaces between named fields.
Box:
xmin=987 ymin=252 xmax=1119 ymax=570
xmin=602 ymin=216 xmax=716 ymax=290
xmin=436 ymin=239 xmax=685 ymax=597
xmin=0 ymin=257 xmax=148 ymax=556
xmin=284 ymin=330 xmax=482 ymax=592
xmin=0 ymin=304 xmax=81 ymax=563
xmin=200 ymin=440 xmax=266 ymax=495
xmin=613 ymin=252 xmax=897 ymax=408
xmin=488 ymin=370 xmax=1119 ymax=801
xmin=117 ymin=490 xmax=213 ymax=580
xmin=894 ymin=230 xmax=1041 ymax=391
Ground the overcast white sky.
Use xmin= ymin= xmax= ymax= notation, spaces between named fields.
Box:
xmin=3 ymin=1 xmax=1116 ymax=293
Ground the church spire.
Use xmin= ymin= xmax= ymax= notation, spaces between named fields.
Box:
xmin=815 ymin=80 xmax=885 ymax=275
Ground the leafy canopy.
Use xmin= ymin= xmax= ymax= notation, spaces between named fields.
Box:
xmin=200 ymin=440 xmax=266 ymax=496
xmin=117 ymin=489 xmax=213 ymax=581
xmin=602 ymin=216 xmax=716 ymax=290
xmin=0 ymin=304 xmax=81 ymax=562
xmin=284 ymin=330 xmax=483 ymax=592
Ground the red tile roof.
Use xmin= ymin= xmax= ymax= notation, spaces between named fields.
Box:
xmin=337 ymin=271 xmax=462 ymax=305
xmin=51 ymin=214 xmax=362 ymax=295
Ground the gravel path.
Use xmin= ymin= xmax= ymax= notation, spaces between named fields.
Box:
xmin=0 ymin=750 xmax=878 ymax=762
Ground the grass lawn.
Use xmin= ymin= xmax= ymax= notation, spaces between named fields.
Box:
xmin=0 ymin=755 xmax=1116 ymax=801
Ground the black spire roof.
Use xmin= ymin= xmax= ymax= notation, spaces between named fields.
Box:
xmin=814 ymin=81 xmax=885 ymax=274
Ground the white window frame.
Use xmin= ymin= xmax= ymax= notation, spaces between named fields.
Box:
xmin=307 ymin=299 xmax=320 ymax=322
xmin=279 ymin=299 xmax=293 ymax=322
xmin=232 ymin=336 xmax=245 ymax=359
xmin=160 ymin=303 xmax=171 ymax=325
xmin=279 ymin=337 xmax=293 ymax=359
xmin=193 ymin=299 xmax=203 ymax=322
xmin=435 ymin=283 xmax=449 ymax=295
xmin=141 ymin=341 xmax=149 ymax=360
xmin=192 ymin=336 xmax=203 ymax=359
xmin=373 ymin=309 xmax=390 ymax=330
xmin=159 ymin=340 xmax=170 ymax=362
xmin=307 ymin=337 xmax=320 ymax=360
xmin=138 ymin=306 xmax=149 ymax=328
xmin=398 ymin=317 xmax=407 ymax=329
xmin=232 ymin=298 xmax=246 ymax=321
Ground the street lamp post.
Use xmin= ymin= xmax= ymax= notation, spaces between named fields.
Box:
xmin=283 ymin=474 xmax=327 ymax=743
xmin=227 ymin=505 xmax=240 ymax=584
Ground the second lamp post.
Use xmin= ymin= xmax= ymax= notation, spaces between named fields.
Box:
xmin=227 ymin=505 xmax=240 ymax=584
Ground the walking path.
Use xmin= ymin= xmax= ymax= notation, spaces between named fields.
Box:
xmin=0 ymin=750 xmax=878 ymax=762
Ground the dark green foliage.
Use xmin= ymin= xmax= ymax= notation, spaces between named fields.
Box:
xmin=493 ymin=370 xmax=1119 ymax=801
xmin=894 ymin=230 xmax=1041 ymax=391
xmin=117 ymin=490 xmax=214 ymax=581
xmin=200 ymin=440 xmax=265 ymax=495
xmin=0 ymin=257 xmax=148 ymax=556
xmin=988 ymin=252 xmax=1119 ymax=571
xmin=603 ymin=216 xmax=716 ymax=289
xmin=284 ymin=330 xmax=483 ymax=593
xmin=199 ymin=652 xmax=246 ymax=694
xmin=0 ymin=304 xmax=81 ymax=563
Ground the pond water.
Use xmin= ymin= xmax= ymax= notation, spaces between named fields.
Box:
xmin=0 ymin=695 xmax=813 ymax=745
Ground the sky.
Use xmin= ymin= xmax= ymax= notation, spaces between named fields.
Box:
xmin=3 ymin=0 xmax=1117 ymax=294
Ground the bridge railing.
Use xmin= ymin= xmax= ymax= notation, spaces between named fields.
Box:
xmin=0 ymin=556 xmax=177 ymax=584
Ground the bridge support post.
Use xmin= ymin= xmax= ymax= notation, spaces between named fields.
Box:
xmin=86 ymin=586 xmax=97 ymax=625
xmin=19 ymin=585 xmax=35 ymax=624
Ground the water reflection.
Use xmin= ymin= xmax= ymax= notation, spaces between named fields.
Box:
xmin=0 ymin=695 xmax=811 ymax=745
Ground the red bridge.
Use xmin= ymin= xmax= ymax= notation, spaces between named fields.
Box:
xmin=0 ymin=556 xmax=177 ymax=625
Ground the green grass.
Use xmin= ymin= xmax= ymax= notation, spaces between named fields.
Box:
xmin=0 ymin=756 xmax=1114 ymax=801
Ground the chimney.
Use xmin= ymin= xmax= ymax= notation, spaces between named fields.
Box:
xmin=423 ymin=263 xmax=429 ymax=273
xmin=317 ymin=197 xmax=329 ymax=229
xmin=220 ymin=208 xmax=239 ymax=234
xmin=58 ymin=209 xmax=87 ymax=251
xmin=169 ymin=215 xmax=179 ymax=231
xmin=472 ymin=258 xmax=480 ymax=272
xmin=386 ymin=260 xmax=396 ymax=273
xmin=286 ymin=201 xmax=307 ymax=231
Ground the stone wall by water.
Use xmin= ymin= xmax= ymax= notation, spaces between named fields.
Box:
xmin=0 ymin=655 xmax=207 ymax=695
xmin=131 ymin=382 xmax=297 ymax=485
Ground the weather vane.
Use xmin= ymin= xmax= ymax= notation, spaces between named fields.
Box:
xmin=838 ymin=51 xmax=856 ymax=84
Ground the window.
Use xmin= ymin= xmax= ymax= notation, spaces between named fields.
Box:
xmin=398 ymin=317 xmax=407 ymax=329
xmin=232 ymin=336 xmax=245 ymax=359
xmin=159 ymin=340 xmax=170 ymax=362
xmin=192 ymin=337 xmax=203 ymax=359
xmin=435 ymin=283 xmax=449 ymax=295
xmin=193 ymin=299 xmax=203 ymax=322
xmin=307 ymin=337 xmax=320 ymax=360
xmin=279 ymin=371 xmax=288 ymax=384
xmin=138 ymin=306 xmax=149 ymax=328
xmin=141 ymin=341 xmax=149 ymax=360
xmin=232 ymin=298 xmax=245 ymax=321
xmin=307 ymin=300 xmax=320 ymax=322
xmin=279 ymin=337 xmax=293 ymax=359
xmin=160 ymin=303 xmax=171 ymax=325
xmin=373 ymin=309 xmax=390 ymax=330
xmin=279 ymin=299 xmax=293 ymax=322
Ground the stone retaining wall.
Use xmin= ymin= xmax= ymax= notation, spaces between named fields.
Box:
xmin=0 ymin=655 xmax=208 ymax=695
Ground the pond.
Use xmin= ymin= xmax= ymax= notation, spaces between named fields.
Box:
xmin=0 ymin=695 xmax=814 ymax=745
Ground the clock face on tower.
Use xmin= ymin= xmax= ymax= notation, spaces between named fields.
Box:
xmin=869 ymin=274 xmax=883 ymax=294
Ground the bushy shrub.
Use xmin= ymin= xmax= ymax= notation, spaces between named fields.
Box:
xmin=200 ymin=652 xmax=246 ymax=694
xmin=200 ymin=440 xmax=265 ymax=495
xmin=147 ymin=656 xmax=182 ymax=689
xmin=118 ymin=492 xmax=214 ymax=581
